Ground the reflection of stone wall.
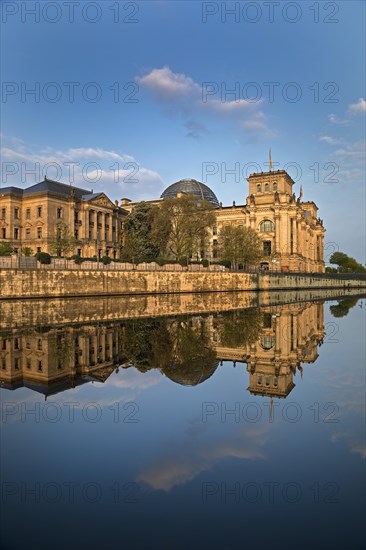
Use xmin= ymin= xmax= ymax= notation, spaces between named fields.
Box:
xmin=1 ymin=268 xmax=365 ymax=299
xmin=0 ymin=288 xmax=364 ymax=331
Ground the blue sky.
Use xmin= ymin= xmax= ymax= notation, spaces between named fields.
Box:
xmin=1 ymin=0 xmax=365 ymax=262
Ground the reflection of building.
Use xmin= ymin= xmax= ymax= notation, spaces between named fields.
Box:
xmin=0 ymin=324 xmax=124 ymax=396
xmin=0 ymin=178 xmax=127 ymax=258
xmin=212 ymin=302 xmax=324 ymax=398
xmin=123 ymin=169 xmax=325 ymax=273
xmin=0 ymin=302 xmax=325 ymax=397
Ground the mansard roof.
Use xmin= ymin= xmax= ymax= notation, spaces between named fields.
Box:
xmin=23 ymin=178 xmax=92 ymax=198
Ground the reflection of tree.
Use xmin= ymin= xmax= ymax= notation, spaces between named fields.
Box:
xmin=215 ymin=309 xmax=262 ymax=347
xmin=49 ymin=332 xmax=74 ymax=364
xmin=121 ymin=317 xmax=218 ymax=385
xmin=120 ymin=320 xmax=171 ymax=372
xmin=330 ymin=299 xmax=358 ymax=318
xmin=162 ymin=319 xmax=218 ymax=386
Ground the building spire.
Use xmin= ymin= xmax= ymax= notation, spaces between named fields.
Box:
xmin=269 ymin=148 xmax=273 ymax=171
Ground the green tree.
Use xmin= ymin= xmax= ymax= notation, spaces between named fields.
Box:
xmin=20 ymin=246 xmax=33 ymax=256
xmin=48 ymin=222 xmax=77 ymax=257
xmin=0 ymin=242 xmax=14 ymax=256
xmin=121 ymin=202 xmax=160 ymax=263
xmin=151 ymin=194 xmax=216 ymax=260
xmin=329 ymin=251 xmax=366 ymax=273
xmin=218 ymin=225 xmax=262 ymax=269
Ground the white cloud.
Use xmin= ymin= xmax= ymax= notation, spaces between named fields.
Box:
xmin=348 ymin=98 xmax=366 ymax=114
xmin=0 ymin=139 xmax=164 ymax=200
xmin=137 ymin=66 xmax=272 ymax=139
xmin=137 ymin=66 xmax=199 ymax=99
xmin=320 ymin=136 xmax=342 ymax=145
xmin=328 ymin=113 xmax=349 ymax=125
xmin=203 ymin=98 xmax=262 ymax=113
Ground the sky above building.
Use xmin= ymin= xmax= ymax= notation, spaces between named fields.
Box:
xmin=1 ymin=0 xmax=365 ymax=262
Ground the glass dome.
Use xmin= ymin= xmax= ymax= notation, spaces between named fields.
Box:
xmin=161 ymin=179 xmax=220 ymax=208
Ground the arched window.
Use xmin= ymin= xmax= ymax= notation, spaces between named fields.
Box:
xmin=273 ymin=182 xmax=278 ymax=191
xmin=257 ymin=184 xmax=261 ymax=192
xmin=261 ymin=336 xmax=275 ymax=350
xmin=260 ymin=220 xmax=275 ymax=232
xmin=264 ymin=183 xmax=269 ymax=192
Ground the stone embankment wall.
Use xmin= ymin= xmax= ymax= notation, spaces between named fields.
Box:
xmin=0 ymin=269 xmax=366 ymax=299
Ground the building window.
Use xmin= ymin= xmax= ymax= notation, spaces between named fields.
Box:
xmin=14 ymin=208 xmax=19 ymax=219
xmin=1 ymin=208 xmax=5 ymax=220
xmin=261 ymin=336 xmax=275 ymax=350
xmin=37 ymin=227 xmax=42 ymax=239
xmin=26 ymin=359 xmax=31 ymax=369
xmin=1 ymin=228 xmax=6 ymax=239
xmin=37 ymin=206 xmax=42 ymax=217
xmin=26 ymin=208 xmax=31 ymax=219
xmin=263 ymin=241 xmax=272 ymax=256
xmin=37 ymin=339 xmax=42 ymax=350
xmin=26 ymin=229 xmax=31 ymax=238
xmin=14 ymin=228 xmax=19 ymax=239
xmin=57 ymin=208 xmax=62 ymax=219
xmin=37 ymin=247 xmax=41 ymax=253
xmin=263 ymin=313 xmax=272 ymax=328
xmin=257 ymin=184 xmax=261 ymax=192
xmin=14 ymin=358 xmax=20 ymax=370
xmin=273 ymin=182 xmax=277 ymax=191
xmin=38 ymin=360 xmax=43 ymax=372
xmin=74 ymin=230 xmax=79 ymax=239
xmin=264 ymin=183 xmax=269 ymax=192
xmin=260 ymin=220 xmax=275 ymax=232
xmin=213 ymin=226 xmax=218 ymax=235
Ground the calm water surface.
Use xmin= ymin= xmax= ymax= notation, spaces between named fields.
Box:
xmin=1 ymin=292 xmax=365 ymax=550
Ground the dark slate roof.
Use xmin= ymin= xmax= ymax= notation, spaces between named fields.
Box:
xmin=23 ymin=178 xmax=92 ymax=198
xmin=161 ymin=179 xmax=220 ymax=208
xmin=0 ymin=186 xmax=24 ymax=196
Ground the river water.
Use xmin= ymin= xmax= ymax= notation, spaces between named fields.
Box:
xmin=1 ymin=291 xmax=365 ymax=549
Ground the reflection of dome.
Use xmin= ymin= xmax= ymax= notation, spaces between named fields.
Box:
xmin=163 ymin=360 xmax=219 ymax=387
xmin=161 ymin=179 xmax=220 ymax=208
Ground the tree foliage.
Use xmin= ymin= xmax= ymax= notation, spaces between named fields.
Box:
xmin=48 ymin=222 xmax=77 ymax=257
xmin=151 ymin=194 xmax=216 ymax=260
xmin=329 ymin=251 xmax=366 ymax=273
xmin=0 ymin=242 xmax=14 ymax=256
xmin=218 ymin=225 xmax=262 ymax=269
xmin=121 ymin=202 xmax=160 ymax=263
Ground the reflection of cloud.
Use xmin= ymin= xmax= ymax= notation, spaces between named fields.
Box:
xmin=348 ymin=98 xmax=366 ymax=114
xmin=330 ymin=433 xmax=366 ymax=460
xmin=138 ymin=425 xmax=267 ymax=491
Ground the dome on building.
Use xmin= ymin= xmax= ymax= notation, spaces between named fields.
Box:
xmin=160 ymin=179 xmax=220 ymax=208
